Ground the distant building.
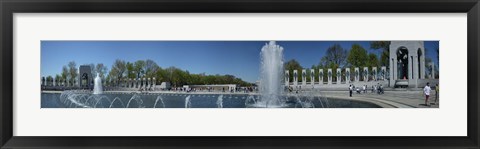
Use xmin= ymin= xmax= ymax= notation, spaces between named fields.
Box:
xmin=186 ymin=84 xmax=237 ymax=92
xmin=159 ymin=82 xmax=171 ymax=90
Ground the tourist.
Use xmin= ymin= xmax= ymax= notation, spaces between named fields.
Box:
xmin=349 ymin=84 xmax=353 ymax=97
xmin=362 ymin=85 xmax=366 ymax=93
xmin=423 ymin=83 xmax=432 ymax=106
xmin=435 ymin=84 xmax=439 ymax=104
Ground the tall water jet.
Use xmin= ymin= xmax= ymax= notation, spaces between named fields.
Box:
xmin=257 ymin=41 xmax=285 ymax=107
xmin=93 ymin=73 xmax=103 ymax=94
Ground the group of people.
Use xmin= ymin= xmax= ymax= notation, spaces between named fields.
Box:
xmin=423 ymin=83 xmax=439 ymax=106
xmin=348 ymin=83 xmax=384 ymax=97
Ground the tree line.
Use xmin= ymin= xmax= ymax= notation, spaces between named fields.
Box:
xmin=45 ymin=59 xmax=254 ymax=88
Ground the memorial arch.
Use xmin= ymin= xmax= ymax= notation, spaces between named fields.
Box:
xmin=79 ymin=65 xmax=92 ymax=89
xmin=389 ymin=41 xmax=425 ymax=88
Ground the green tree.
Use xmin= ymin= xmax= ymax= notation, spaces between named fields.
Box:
xmin=347 ymin=44 xmax=368 ymax=68
xmin=54 ymin=74 xmax=61 ymax=86
xmin=144 ymin=59 xmax=160 ymax=78
xmin=284 ymin=59 xmax=303 ymax=82
xmin=370 ymin=41 xmax=390 ymax=67
xmin=134 ymin=60 xmax=146 ymax=78
xmin=46 ymin=76 xmax=53 ymax=86
xmin=110 ymin=59 xmax=127 ymax=82
xmin=95 ymin=63 xmax=108 ymax=79
xmin=68 ymin=61 xmax=78 ymax=86
xmin=320 ymin=44 xmax=347 ymax=67
xmin=367 ymin=53 xmax=380 ymax=68
xmin=126 ymin=62 xmax=135 ymax=79
xmin=61 ymin=66 xmax=68 ymax=82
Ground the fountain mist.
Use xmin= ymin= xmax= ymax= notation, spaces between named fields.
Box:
xmin=93 ymin=73 xmax=103 ymax=94
xmin=257 ymin=41 xmax=285 ymax=107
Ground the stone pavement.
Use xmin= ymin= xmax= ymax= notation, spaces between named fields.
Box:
xmin=314 ymin=90 xmax=439 ymax=108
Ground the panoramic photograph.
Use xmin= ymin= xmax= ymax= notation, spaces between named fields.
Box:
xmin=41 ymin=41 xmax=439 ymax=108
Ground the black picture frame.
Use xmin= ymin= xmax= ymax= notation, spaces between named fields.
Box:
xmin=1 ymin=0 xmax=479 ymax=148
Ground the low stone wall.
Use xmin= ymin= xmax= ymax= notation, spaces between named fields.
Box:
xmin=287 ymin=80 xmax=389 ymax=91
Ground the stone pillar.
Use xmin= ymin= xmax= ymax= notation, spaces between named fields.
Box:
xmin=381 ymin=66 xmax=387 ymax=80
xmin=354 ymin=67 xmax=360 ymax=82
xmin=319 ymin=69 xmax=323 ymax=85
xmin=135 ymin=78 xmax=139 ymax=88
xmin=363 ymin=67 xmax=369 ymax=82
xmin=336 ymin=68 xmax=341 ymax=84
xmin=153 ymin=77 xmax=156 ymax=91
xmin=310 ymin=69 xmax=315 ymax=85
xmin=430 ymin=62 xmax=435 ymax=79
xmin=421 ymin=53 xmax=426 ymax=79
xmin=372 ymin=67 xmax=377 ymax=81
xmin=390 ymin=58 xmax=397 ymax=87
xmin=413 ymin=55 xmax=419 ymax=88
xmin=408 ymin=56 xmax=413 ymax=80
xmin=413 ymin=55 xmax=419 ymax=79
xmin=285 ymin=70 xmax=290 ymax=86
xmin=148 ymin=78 xmax=151 ymax=90
xmin=302 ymin=69 xmax=307 ymax=86
xmin=327 ymin=69 xmax=332 ymax=85
xmin=293 ymin=70 xmax=298 ymax=86
xmin=345 ymin=68 xmax=350 ymax=84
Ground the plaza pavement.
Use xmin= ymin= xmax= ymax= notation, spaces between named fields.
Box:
xmin=314 ymin=90 xmax=439 ymax=108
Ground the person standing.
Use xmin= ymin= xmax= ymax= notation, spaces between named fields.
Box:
xmin=424 ymin=83 xmax=432 ymax=106
xmin=349 ymin=84 xmax=353 ymax=97
xmin=435 ymin=84 xmax=439 ymax=104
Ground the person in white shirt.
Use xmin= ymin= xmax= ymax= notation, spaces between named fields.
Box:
xmin=349 ymin=84 xmax=353 ymax=97
xmin=424 ymin=83 xmax=432 ymax=106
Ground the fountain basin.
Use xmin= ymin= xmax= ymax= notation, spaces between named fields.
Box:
xmin=41 ymin=91 xmax=383 ymax=108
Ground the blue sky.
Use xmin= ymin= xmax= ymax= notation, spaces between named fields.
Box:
xmin=41 ymin=41 xmax=439 ymax=83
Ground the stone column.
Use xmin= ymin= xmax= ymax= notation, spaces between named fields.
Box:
xmin=336 ymin=68 xmax=341 ymax=84
xmin=420 ymin=52 xmax=426 ymax=79
xmin=345 ymin=68 xmax=350 ymax=84
xmin=363 ymin=67 xmax=369 ymax=82
xmin=413 ymin=55 xmax=419 ymax=88
xmin=310 ymin=69 xmax=315 ymax=85
xmin=430 ymin=62 xmax=435 ymax=79
xmin=319 ymin=69 xmax=323 ymax=85
xmin=408 ymin=56 xmax=413 ymax=80
xmin=302 ymin=69 xmax=307 ymax=86
xmin=148 ymin=78 xmax=151 ymax=90
xmin=285 ymin=70 xmax=290 ymax=86
xmin=327 ymin=69 xmax=332 ymax=85
xmin=355 ymin=67 xmax=360 ymax=82
xmin=381 ymin=66 xmax=387 ymax=80
xmin=372 ymin=67 xmax=377 ymax=81
xmin=153 ymin=77 xmax=156 ymax=91
xmin=293 ymin=70 xmax=298 ymax=86
xmin=413 ymin=55 xmax=419 ymax=79
xmin=135 ymin=78 xmax=139 ymax=88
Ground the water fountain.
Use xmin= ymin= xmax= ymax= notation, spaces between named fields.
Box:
xmin=247 ymin=41 xmax=287 ymax=108
xmin=93 ymin=73 xmax=103 ymax=95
